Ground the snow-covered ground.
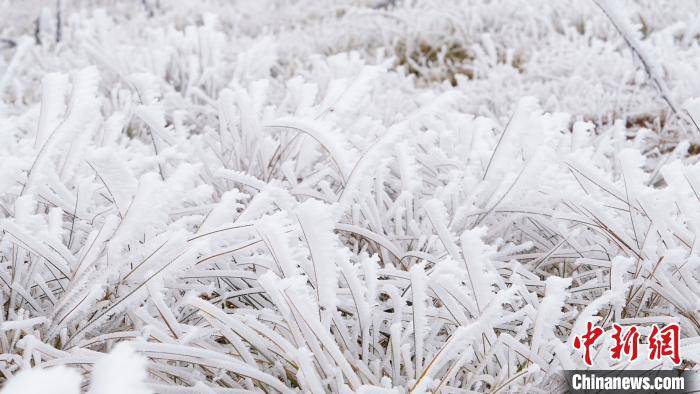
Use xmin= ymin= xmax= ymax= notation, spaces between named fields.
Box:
xmin=2 ymin=0 xmax=700 ymax=392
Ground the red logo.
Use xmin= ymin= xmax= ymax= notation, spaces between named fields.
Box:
xmin=648 ymin=324 xmax=680 ymax=365
xmin=573 ymin=322 xmax=604 ymax=366
xmin=573 ymin=323 xmax=680 ymax=366
xmin=610 ymin=323 xmax=640 ymax=361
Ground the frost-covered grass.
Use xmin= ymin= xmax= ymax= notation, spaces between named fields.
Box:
xmin=2 ymin=0 xmax=700 ymax=392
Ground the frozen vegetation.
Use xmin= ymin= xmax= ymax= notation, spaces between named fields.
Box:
xmin=1 ymin=0 xmax=700 ymax=392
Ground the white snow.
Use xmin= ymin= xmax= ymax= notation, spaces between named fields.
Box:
xmin=1 ymin=0 xmax=700 ymax=392
xmin=1 ymin=366 xmax=81 ymax=394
